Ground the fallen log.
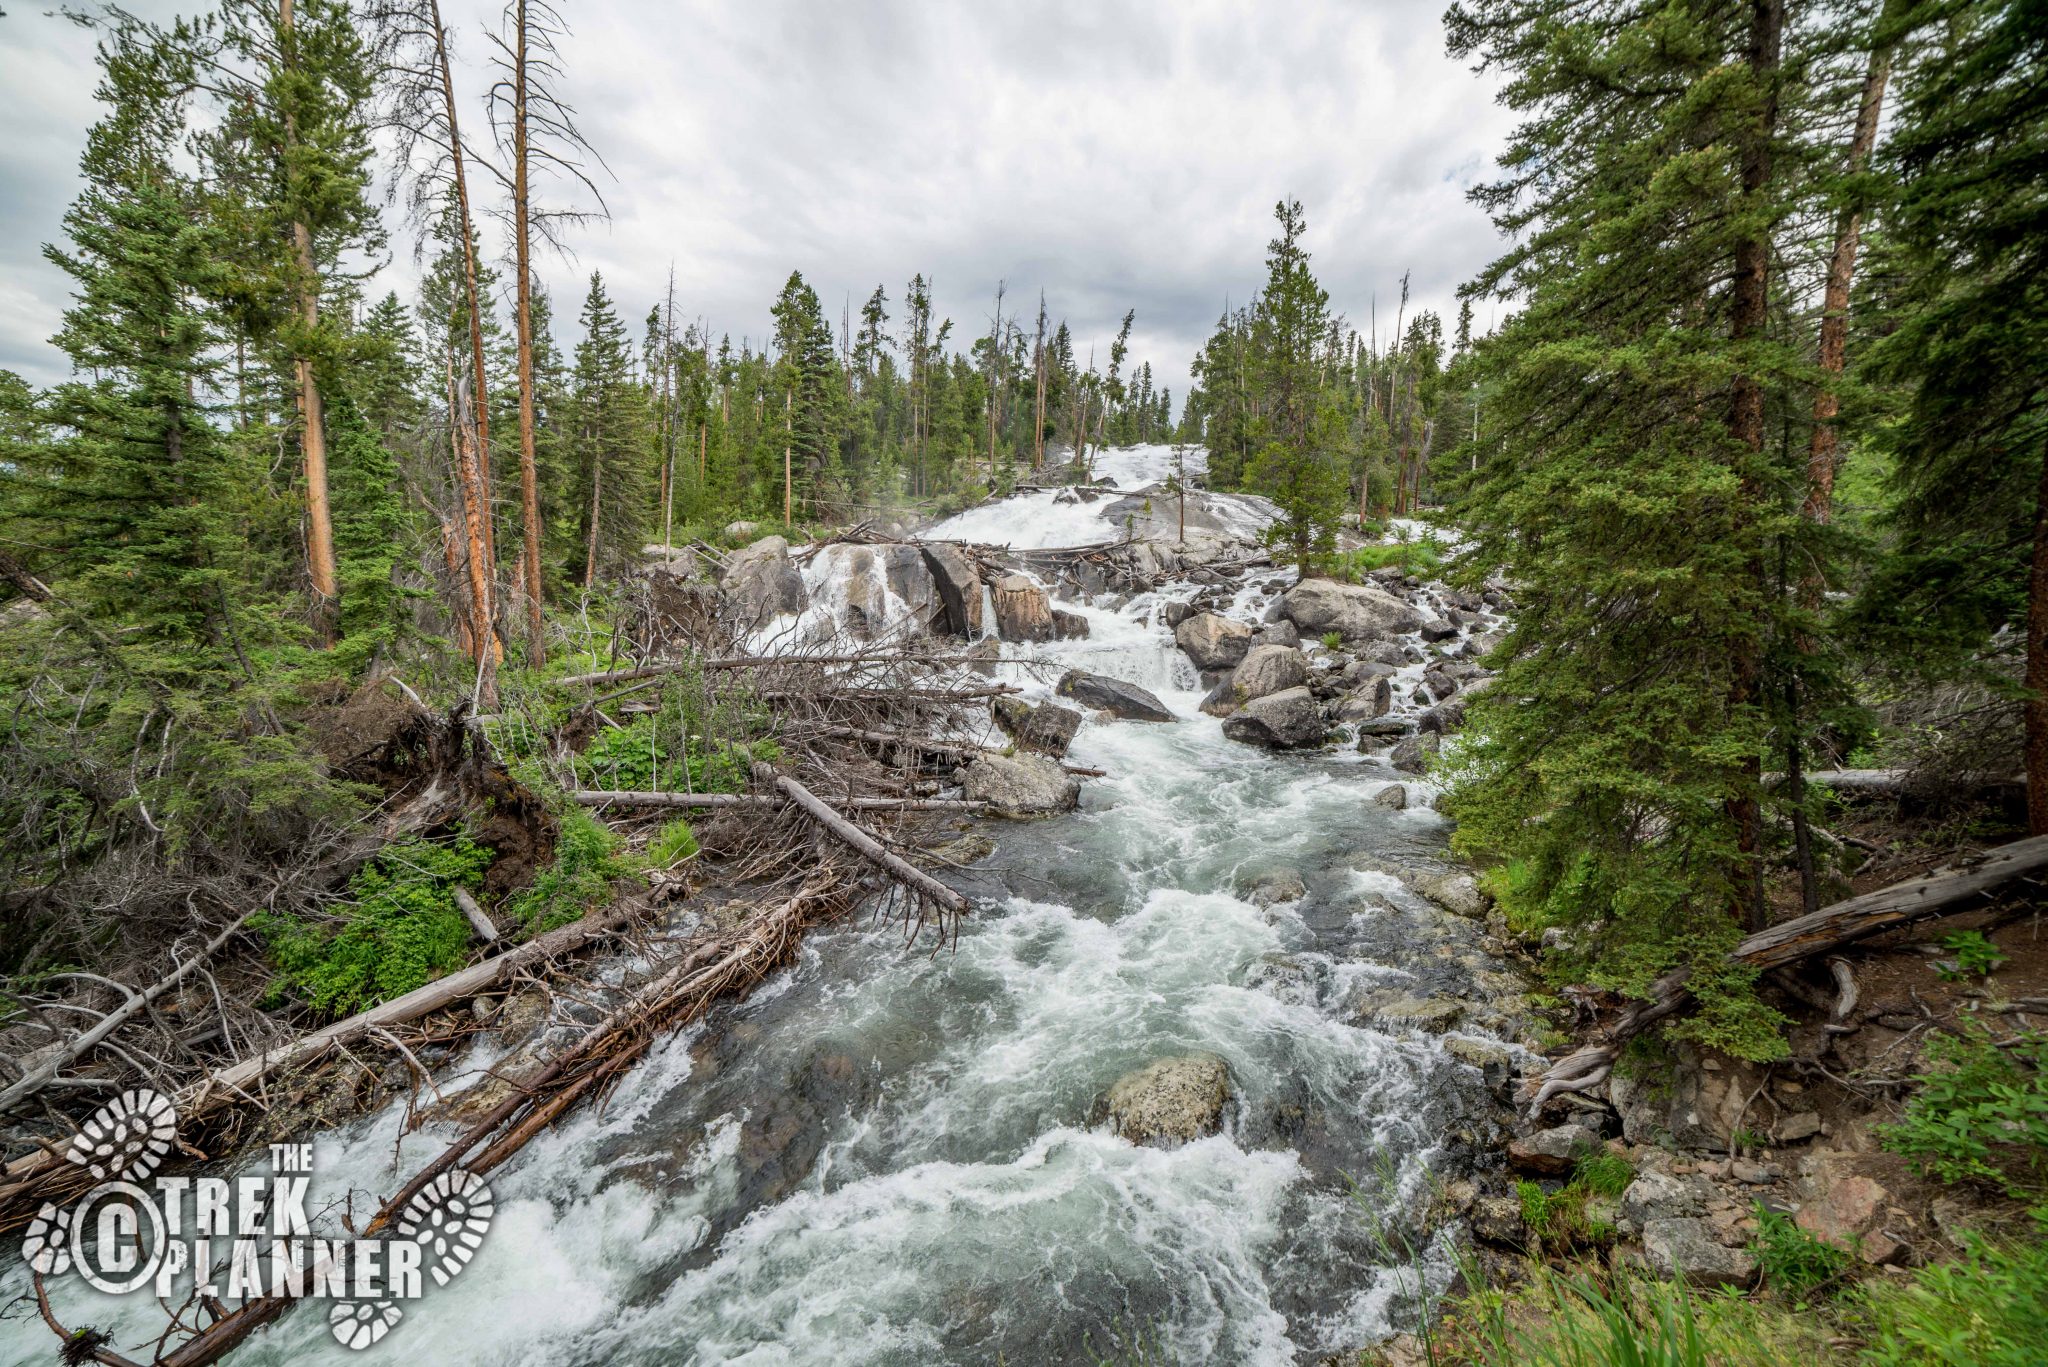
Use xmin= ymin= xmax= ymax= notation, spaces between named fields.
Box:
xmin=1527 ymin=834 xmax=2048 ymax=1115
xmin=0 ymin=901 xmax=646 ymax=1228
xmin=0 ymin=908 xmax=259 ymax=1118
xmin=755 ymin=767 xmax=969 ymax=924
xmin=557 ymin=651 xmax=960 ymax=688
xmin=573 ymin=789 xmax=988 ymax=813
xmin=453 ymin=887 xmax=499 ymax=944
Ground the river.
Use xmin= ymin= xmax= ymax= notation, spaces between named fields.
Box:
xmin=5 ymin=444 xmax=1513 ymax=1366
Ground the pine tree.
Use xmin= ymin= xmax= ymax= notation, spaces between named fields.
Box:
xmin=1245 ymin=199 xmax=1348 ymax=575
xmin=1858 ymin=0 xmax=2048 ymax=834
xmin=1436 ymin=0 xmax=1846 ymax=1057
xmin=568 ymin=273 xmax=650 ymax=584
xmin=770 ymin=270 xmax=842 ymax=518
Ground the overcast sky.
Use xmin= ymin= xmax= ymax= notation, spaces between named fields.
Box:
xmin=0 ymin=0 xmax=1514 ymax=408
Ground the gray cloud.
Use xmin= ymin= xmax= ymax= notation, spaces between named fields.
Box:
xmin=0 ymin=0 xmax=1514 ymax=404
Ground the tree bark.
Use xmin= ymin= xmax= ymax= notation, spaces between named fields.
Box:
xmin=430 ymin=0 xmax=495 ymax=570
xmin=449 ymin=365 xmax=500 ymax=694
xmin=280 ymin=0 xmax=338 ymax=638
xmin=2028 ymin=441 xmax=2048 ymax=834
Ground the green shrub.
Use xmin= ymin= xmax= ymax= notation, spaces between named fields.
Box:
xmin=1880 ymin=1024 xmax=2048 ymax=1196
xmin=505 ymin=808 xmax=635 ymax=933
xmin=1320 ymin=630 xmax=1343 ymax=650
xmin=259 ymin=835 xmax=493 ymax=1015
xmin=1332 ymin=539 xmax=1445 ymax=581
xmin=1856 ymin=1217 xmax=2048 ymax=1367
xmin=1748 ymin=1204 xmax=1850 ymax=1301
xmin=646 ymin=818 xmax=698 ymax=867
xmin=1937 ymin=930 xmax=2007 ymax=980
xmin=1574 ymin=1151 xmax=1636 ymax=1199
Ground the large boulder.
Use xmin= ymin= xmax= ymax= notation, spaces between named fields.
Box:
xmin=991 ymin=574 xmax=1056 ymax=643
xmin=1335 ymin=677 xmax=1394 ymax=723
xmin=1174 ymin=612 xmax=1253 ymax=671
xmin=1221 ymin=686 xmax=1325 ymax=750
xmin=920 ymin=543 xmax=984 ymax=638
xmin=992 ymin=698 xmax=1083 ymax=759
xmin=1057 ymin=670 xmax=1174 ymax=722
xmin=957 ymin=753 xmax=1080 ymax=817
xmin=1641 ymin=1218 xmax=1756 ymax=1288
xmin=1105 ymin=1054 xmax=1232 ymax=1146
xmin=1281 ymin=579 xmax=1422 ymax=643
xmin=1232 ymin=645 xmax=1310 ymax=703
xmin=1052 ymin=608 xmax=1090 ymax=640
xmin=1390 ymin=732 xmax=1441 ymax=774
xmin=722 ymin=535 xmax=807 ymax=623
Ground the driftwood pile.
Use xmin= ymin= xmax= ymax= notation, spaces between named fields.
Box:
xmin=10 ymin=599 xmax=1038 ymax=1362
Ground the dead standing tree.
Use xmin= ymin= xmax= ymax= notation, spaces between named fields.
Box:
xmin=484 ymin=0 xmax=610 ymax=667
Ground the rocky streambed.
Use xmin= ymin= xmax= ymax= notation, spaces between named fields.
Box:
xmin=3 ymin=445 xmax=1547 ymax=1367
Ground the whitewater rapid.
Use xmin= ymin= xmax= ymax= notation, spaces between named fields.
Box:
xmin=4 ymin=446 xmax=1505 ymax=1366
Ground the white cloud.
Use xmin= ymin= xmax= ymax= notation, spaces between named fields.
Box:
xmin=0 ymin=0 xmax=1515 ymax=402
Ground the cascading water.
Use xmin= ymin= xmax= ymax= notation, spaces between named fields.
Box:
xmin=4 ymin=445 xmax=1516 ymax=1366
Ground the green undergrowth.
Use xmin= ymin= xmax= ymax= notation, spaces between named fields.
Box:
xmin=1880 ymin=1023 xmax=2048 ymax=1197
xmin=257 ymin=835 xmax=492 ymax=1015
xmin=1516 ymin=1151 xmax=1634 ymax=1249
xmin=1335 ymin=537 xmax=1446 ymax=580
xmin=504 ymin=807 xmax=638 ymax=933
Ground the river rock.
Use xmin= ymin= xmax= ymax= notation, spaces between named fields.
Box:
xmin=1389 ymin=733 xmax=1440 ymax=774
xmin=1416 ymin=870 xmax=1484 ymax=918
xmin=1221 ymin=686 xmax=1325 ymax=750
xmin=1374 ymin=784 xmax=1408 ymax=810
xmin=1471 ymin=1195 xmax=1528 ymax=1246
xmin=1243 ymin=868 xmax=1307 ymax=907
xmin=1232 ymin=645 xmax=1309 ymax=702
xmin=1255 ymin=620 xmax=1301 ymax=649
xmin=1418 ymin=616 xmax=1458 ymax=643
xmin=920 ymin=543 xmax=984 ymax=637
xmin=721 ymin=535 xmax=808 ymax=623
xmin=1175 ymin=612 xmax=1253 ymax=670
xmin=1641 ymin=1218 xmax=1756 ymax=1288
xmin=1105 ymin=1054 xmax=1232 ymax=1146
xmin=1281 ymin=579 xmax=1422 ymax=643
xmin=1025 ymin=704 xmax=1084 ymax=757
xmin=957 ymin=753 xmax=1080 ymax=817
xmin=1057 ymin=670 xmax=1174 ymax=722
xmin=1160 ymin=600 xmax=1194 ymax=629
xmin=1335 ymin=677 xmax=1393 ymax=723
xmin=992 ymin=574 xmax=1056 ymax=643
xmin=1052 ymin=608 xmax=1090 ymax=640
xmin=1509 ymin=1122 xmax=1602 ymax=1176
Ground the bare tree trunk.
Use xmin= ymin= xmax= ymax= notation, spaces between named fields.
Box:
xmin=1032 ymin=293 xmax=1047 ymax=470
xmin=280 ymin=0 xmax=337 ymax=639
xmin=1803 ymin=10 xmax=1897 ymax=528
xmin=511 ymin=0 xmax=546 ymax=667
xmin=449 ymin=366 xmax=500 ymax=694
xmin=1726 ymin=0 xmax=1785 ymax=934
xmin=427 ymin=0 xmax=495 ymax=573
xmin=2028 ymin=445 xmax=2048 ymax=835
xmin=783 ymin=387 xmax=794 ymax=525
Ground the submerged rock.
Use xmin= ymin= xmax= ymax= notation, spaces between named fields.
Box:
xmin=1105 ymin=1054 xmax=1232 ymax=1146
xmin=1174 ymin=611 xmax=1253 ymax=671
xmin=957 ymin=753 xmax=1080 ymax=816
xmin=1221 ymin=686 xmax=1325 ymax=749
xmin=1281 ymin=579 xmax=1422 ymax=643
xmin=1057 ymin=669 xmax=1174 ymax=722
xmin=1373 ymin=784 xmax=1408 ymax=811
xmin=1242 ymin=867 xmax=1307 ymax=907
